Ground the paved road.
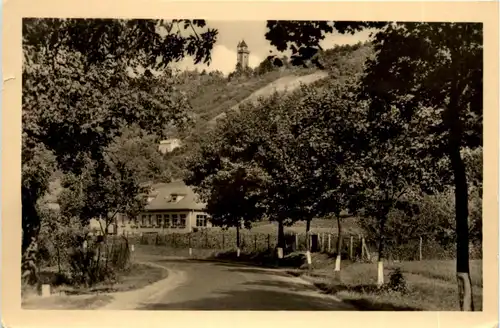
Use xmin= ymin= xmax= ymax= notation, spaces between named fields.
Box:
xmin=134 ymin=258 xmax=355 ymax=311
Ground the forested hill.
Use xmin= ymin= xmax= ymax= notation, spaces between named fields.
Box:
xmin=177 ymin=41 xmax=373 ymax=133
xmin=161 ymin=41 xmax=375 ymax=180
xmin=43 ymin=41 xmax=374 ymax=201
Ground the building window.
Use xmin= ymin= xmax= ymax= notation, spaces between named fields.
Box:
xmin=196 ymin=214 xmax=207 ymax=227
xmin=142 ymin=215 xmax=146 ymax=226
xmin=172 ymin=214 xmax=178 ymax=228
xmin=164 ymin=214 xmax=170 ymax=228
xmin=180 ymin=214 xmax=186 ymax=228
xmin=157 ymin=215 xmax=163 ymax=227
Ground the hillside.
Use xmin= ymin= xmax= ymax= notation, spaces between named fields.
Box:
xmin=209 ymin=71 xmax=329 ymax=125
xmin=164 ymin=42 xmax=374 ymax=179
xmin=42 ymin=42 xmax=374 ymax=205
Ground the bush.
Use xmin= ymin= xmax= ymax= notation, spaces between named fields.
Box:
xmin=68 ymin=237 xmax=130 ymax=287
xmin=386 ymin=268 xmax=408 ymax=294
xmin=359 ymin=187 xmax=482 ymax=261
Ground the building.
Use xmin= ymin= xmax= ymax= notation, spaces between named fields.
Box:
xmin=116 ymin=180 xmax=212 ymax=235
xmin=158 ymin=138 xmax=181 ymax=154
xmin=237 ymin=40 xmax=250 ymax=69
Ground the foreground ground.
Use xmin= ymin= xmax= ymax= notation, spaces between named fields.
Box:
xmin=134 ymin=246 xmax=483 ymax=311
xmin=22 ymin=246 xmax=483 ymax=311
xmin=124 ymin=258 xmax=356 ymax=310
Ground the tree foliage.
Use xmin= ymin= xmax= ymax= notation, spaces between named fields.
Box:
xmin=22 ymin=18 xmax=217 ymax=258
xmin=264 ymin=20 xmax=482 ymax=311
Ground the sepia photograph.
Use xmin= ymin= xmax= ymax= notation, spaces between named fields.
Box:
xmin=3 ymin=1 xmax=499 ymax=327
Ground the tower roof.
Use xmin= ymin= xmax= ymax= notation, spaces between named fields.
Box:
xmin=238 ymin=39 xmax=248 ymax=48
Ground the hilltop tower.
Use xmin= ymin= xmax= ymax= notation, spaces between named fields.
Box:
xmin=236 ymin=40 xmax=250 ymax=69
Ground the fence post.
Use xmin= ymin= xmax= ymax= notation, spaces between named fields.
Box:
xmin=419 ymin=236 xmax=423 ymax=261
xmin=188 ymin=233 xmax=193 ymax=256
xmin=361 ymin=236 xmax=365 ymax=260
xmin=295 ymin=233 xmax=299 ymax=251
xmin=328 ymin=234 xmax=331 ymax=252
xmin=349 ymin=236 xmax=353 ymax=260
xmin=222 ymin=232 xmax=225 ymax=250
xmin=254 ymin=234 xmax=257 ymax=252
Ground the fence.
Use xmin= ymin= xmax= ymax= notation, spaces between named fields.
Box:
xmin=120 ymin=229 xmax=479 ymax=262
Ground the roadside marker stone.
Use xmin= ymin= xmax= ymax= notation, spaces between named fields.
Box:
xmin=41 ymin=284 xmax=51 ymax=298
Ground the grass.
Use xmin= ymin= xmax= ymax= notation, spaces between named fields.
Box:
xmin=133 ymin=244 xmax=220 ymax=260
xmin=238 ymin=217 xmax=363 ymax=235
xmin=133 ymin=242 xmax=483 ymax=311
xmin=187 ymin=68 xmax=319 ymax=124
xmin=22 ymin=294 xmax=114 ymax=310
xmin=30 ymin=262 xmax=168 ymax=298
xmin=386 ymin=259 xmax=483 ymax=287
xmin=294 ymin=255 xmax=483 ymax=311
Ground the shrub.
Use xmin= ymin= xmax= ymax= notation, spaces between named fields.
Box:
xmin=386 ymin=268 xmax=408 ymax=294
xmin=68 ymin=237 xmax=130 ymax=287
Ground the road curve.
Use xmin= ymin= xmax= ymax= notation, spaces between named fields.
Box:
xmin=134 ymin=259 xmax=355 ymax=311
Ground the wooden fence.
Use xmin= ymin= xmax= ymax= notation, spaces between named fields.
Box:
xmin=117 ymin=229 xmax=478 ymax=261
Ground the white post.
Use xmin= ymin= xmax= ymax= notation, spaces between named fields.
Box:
xmin=349 ymin=236 xmax=353 ymax=260
xmin=237 ymin=248 xmax=241 ymax=257
xmin=361 ymin=237 xmax=366 ymax=260
xmin=306 ymin=250 xmax=312 ymax=267
xmin=328 ymin=234 xmax=331 ymax=252
xmin=377 ymin=261 xmax=384 ymax=286
xmin=130 ymin=244 xmax=135 ymax=252
xmin=419 ymin=236 xmax=423 ymax=261
xmin=277 ymin=247 xmax=284 ymax=259
xmin=189 ymin=247 xmax=193 ymax=256
xmin=41 ymin=284 xmax=51 ymax=298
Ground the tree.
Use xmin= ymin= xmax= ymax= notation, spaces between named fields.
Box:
xmin=264 ymin=20 xmax=481 ymax=311
xmin=284 ymin=79 xmax=368 ymax=269
xmin=22 ymin=19 xmax=218 ymax=272
xmin=359 ymin=22 xmax=482 ymax=310
xmin=22 ymin=133 xmax=56 ymax=258
xmin=185 ymin=89 xmax=330 ymax=257
xmin=256 ymin=57 xmax=277 ymax=75
xmin=58 ymin=140 xmax=150 ymax=238
xmin=184 ymin=129 xmax=267 ymax=254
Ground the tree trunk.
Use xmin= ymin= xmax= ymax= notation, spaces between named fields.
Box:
xmin=334 ymin=213 xmax=342 ymax=271
xmin=277 ymin=219 xmax=285 ymax=259
xmin=445 ymin=58 xmax=474 ymax=310
xmin=449 ymin=130 xmax=474 ymax=311
xmin=377 ymin=216 xmax=387 ymax=287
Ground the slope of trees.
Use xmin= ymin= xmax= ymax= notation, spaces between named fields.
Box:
xmin=262 ymin=20 xmax=482 ymax=311
xmin=22 ymin=18 xmax=217 ymax=283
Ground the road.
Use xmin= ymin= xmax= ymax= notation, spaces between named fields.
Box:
xmin=133 ymin=258 xmax=355 ymax=311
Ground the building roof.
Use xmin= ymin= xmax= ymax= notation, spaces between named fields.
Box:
xmin=238 ymin=40 xmax=248 ymax=48
xmin=144 ymin=180 xmax=206 ymax=212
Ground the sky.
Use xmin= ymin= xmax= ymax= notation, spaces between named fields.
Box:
xmin=171 ymin=21 xmax=373 ymax=75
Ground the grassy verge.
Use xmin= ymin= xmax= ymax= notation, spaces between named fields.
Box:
xmin=23 ymin=262 xmax=169 ymax=310
xmin=290 ymin=254 xmax=483 ymax=311
xmin=22 ymin=294 xmax=114 ymax=310
xmin=55 ymin=262 xmax=169 ymax=295
xmin=132 ymin=244 xmax=483 ymax=311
